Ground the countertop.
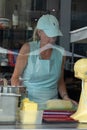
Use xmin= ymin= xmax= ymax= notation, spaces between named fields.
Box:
xmin=0 ymin=122 xmax=87 ymax=129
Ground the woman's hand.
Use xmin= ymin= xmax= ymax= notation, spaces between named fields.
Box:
xmin=11 ymin=77 xmax=21 ymax=86
xmin=63 ymin=94 xmax=78 ymax=107
xmin=10 ymin=43 xmax=29 ymax=87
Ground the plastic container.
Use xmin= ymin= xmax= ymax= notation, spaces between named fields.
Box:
xmin=0 ymin=93 xmax=20 ymax=123
xmin=20 ymin=110 xmax=43 ymax=124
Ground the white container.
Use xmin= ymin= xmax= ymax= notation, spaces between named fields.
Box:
xmin=20 ymin=110 xmax=43 ymax=124
xmin=0 ymin=18 xmax=10 ymax=28
xmin=0 ymin=93 xmax=20 ymax=123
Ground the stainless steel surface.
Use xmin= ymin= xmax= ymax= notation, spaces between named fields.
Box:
xmin=0 ymin=92 xmax=20 ymax=123
xmin=0 ymin=86 xmax=26 ymax=94
xmin=0 ymin=122 xmax=87 ymax=129
xmin=0 ymin=93 xmax=21 ymax=96
xmin=70 ymin=26 xmax=87 ymax=43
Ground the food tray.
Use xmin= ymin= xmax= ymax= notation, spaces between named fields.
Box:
xmin=43 ymin=110 xmax=78 ymax=123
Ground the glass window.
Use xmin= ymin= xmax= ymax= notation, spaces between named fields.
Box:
xmin=71 ymin=0 xmax=87 ymax=30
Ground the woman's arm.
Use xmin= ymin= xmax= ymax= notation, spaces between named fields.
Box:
xmin=11 ymin=43 xmax=30 ymax=86
xmin=58 ymin=56 xmax=69 ymax=99
xmin=58 ymin=56 xmax=78 ymax=105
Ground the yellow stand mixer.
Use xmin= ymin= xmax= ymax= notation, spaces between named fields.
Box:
xmin=71 ymin=58 xmax=87 ymax=123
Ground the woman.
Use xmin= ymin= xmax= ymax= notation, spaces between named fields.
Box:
xmin=11 ymin=14 xmax=77 ymax=105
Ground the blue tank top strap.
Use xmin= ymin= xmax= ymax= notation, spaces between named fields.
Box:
xmin=29 ymin=41 xmax=40 ymax=52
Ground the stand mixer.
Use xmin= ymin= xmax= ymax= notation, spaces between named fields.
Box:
xmin=71 ymin=58 xmax=87 ymax=123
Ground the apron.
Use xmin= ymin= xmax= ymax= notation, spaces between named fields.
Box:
xmin=22 ymin=41 xmax=64 ymax=104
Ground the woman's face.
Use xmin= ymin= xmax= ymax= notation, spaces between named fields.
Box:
xmin=38 ymin=30 xmax=57 ymax=45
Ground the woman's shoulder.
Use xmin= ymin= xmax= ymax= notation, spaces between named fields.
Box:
xmin=19 ymin=42 xmax=30 ymax=54
xmin=19 ymin=40 xmax=38 ymax=55
xmin=21 ymin=40 xmax=36 ymax=50
xmin=22 ymin=42 xmax=30 ymax=49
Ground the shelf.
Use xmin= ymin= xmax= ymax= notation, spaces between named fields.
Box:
xmin=0 ymin=28 xmax=33 ymax=75
xmin=70 ymin=26 xmax=87 ymax=43
xmin=0 ymin=28 xmax=33 ymax=42
xmin=0 ymin=28 xmax=33 ymax=50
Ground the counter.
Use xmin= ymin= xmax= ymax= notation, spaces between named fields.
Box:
xmin=0 ymin=122 xmax=87 ymax=129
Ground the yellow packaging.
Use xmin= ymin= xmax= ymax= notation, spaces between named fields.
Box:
xmin=19 ymin=98 xmax=43 ymax=124
xmin=20 ymin=110 xmax=43 ymax=124
xmin=20 ymin=98 xmax=38 ymax=111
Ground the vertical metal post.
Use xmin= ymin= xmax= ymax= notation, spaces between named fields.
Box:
xmin=59 ymin=0 xmax=72 ymax=51
xmin=71 ymin=42 xmax=74 ymax=71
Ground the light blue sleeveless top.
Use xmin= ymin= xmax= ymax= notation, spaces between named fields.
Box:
xmin=22 ymin=41 xmax=65 ymax=103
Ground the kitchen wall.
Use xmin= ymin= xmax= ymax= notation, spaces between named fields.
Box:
xmin=0 ymin=0 xmax=5 ymax=17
